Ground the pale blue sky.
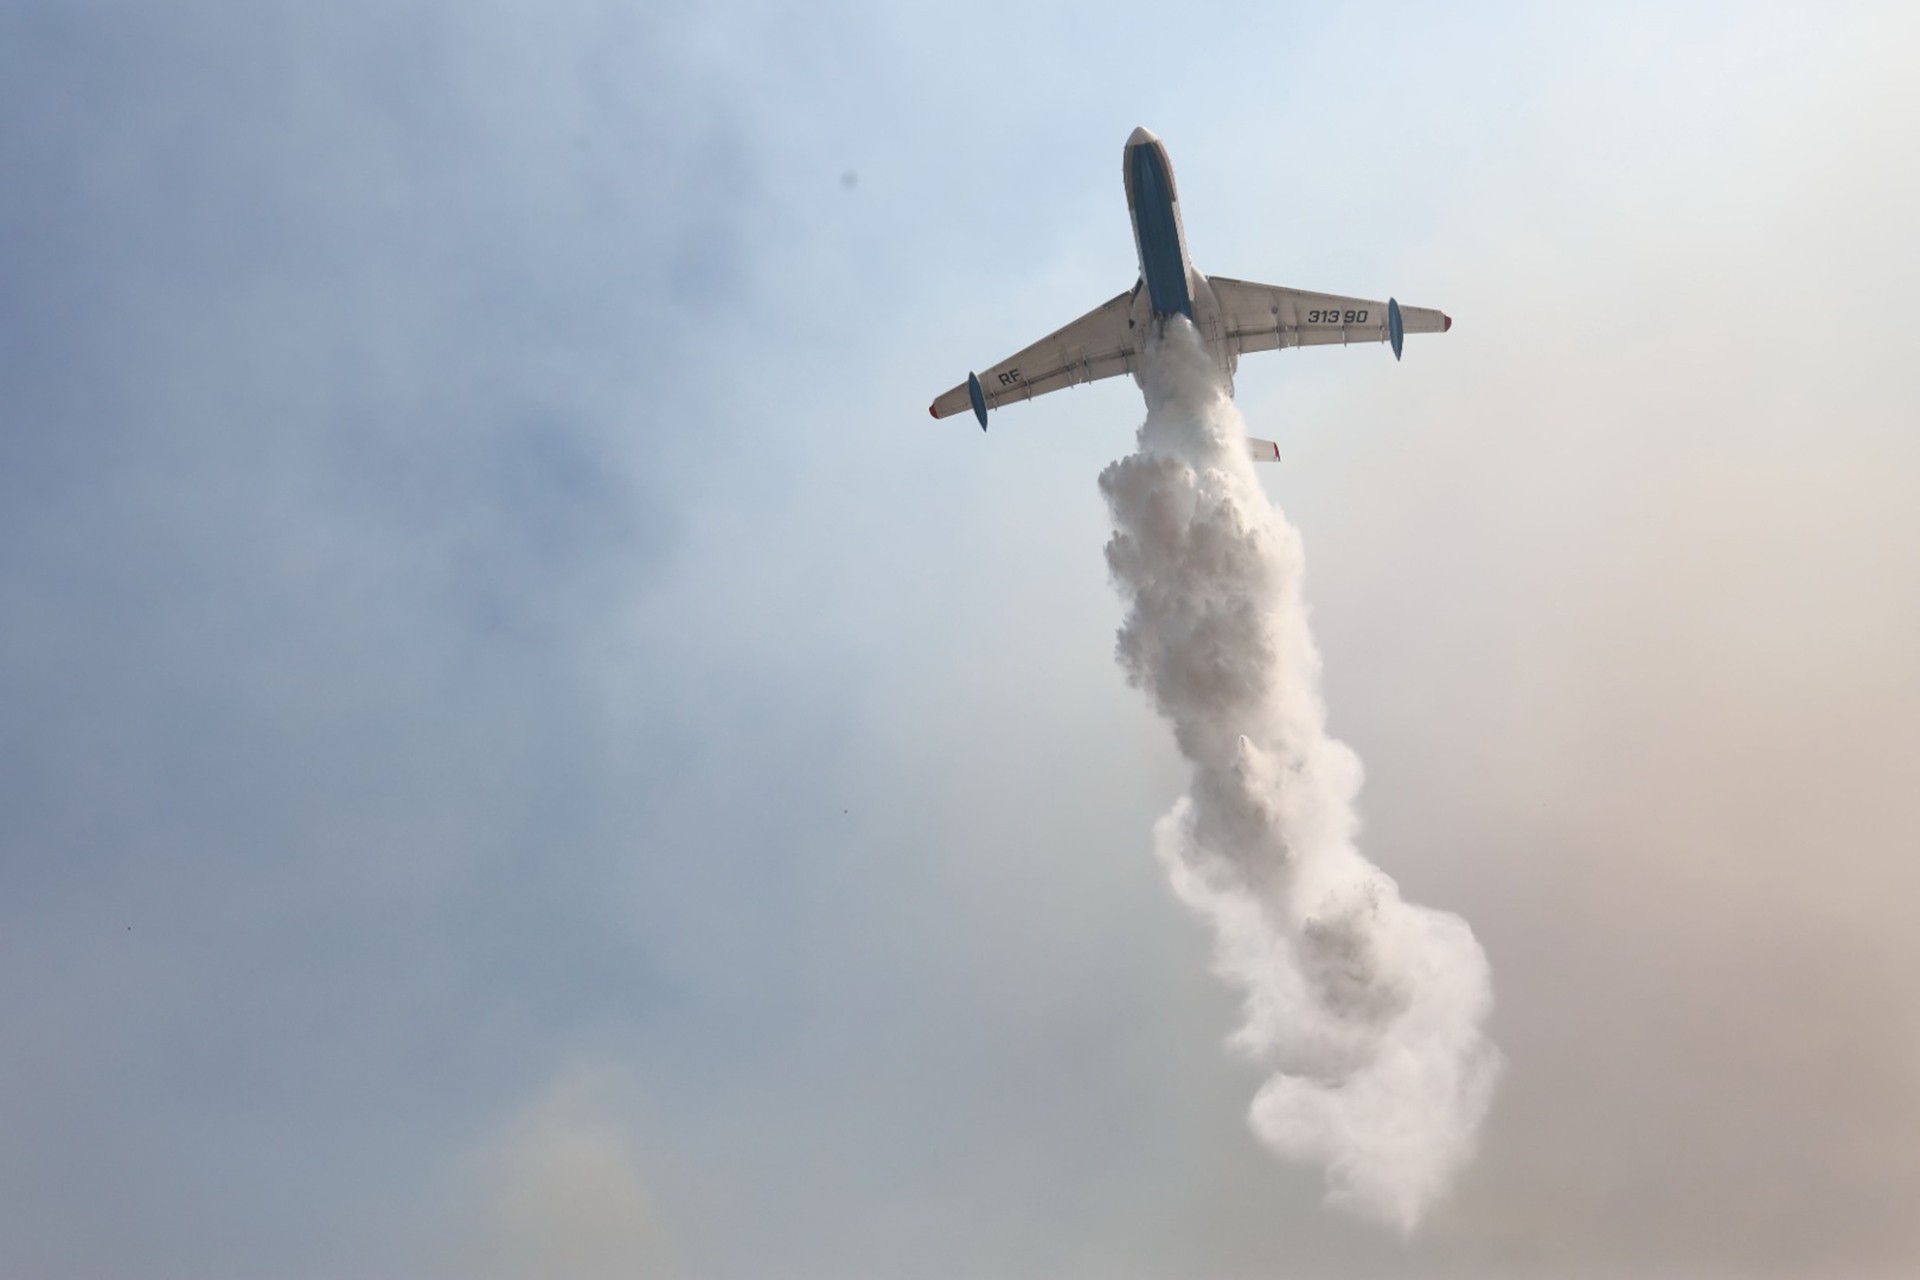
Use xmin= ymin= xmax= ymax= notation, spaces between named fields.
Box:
xmin=3 ymin=4 xmax=1918 ymax=1277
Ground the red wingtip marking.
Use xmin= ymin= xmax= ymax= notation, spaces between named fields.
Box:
xmin=928 ymin=403 xmax=938 ymax=419
xmin=1442 ymin=313 xmax=1453 ymax=331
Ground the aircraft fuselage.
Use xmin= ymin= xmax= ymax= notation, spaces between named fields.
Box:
xmin=1122 ymin=127 xmax=1230 ymax=377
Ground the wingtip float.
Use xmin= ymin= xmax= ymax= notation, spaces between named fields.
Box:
xmin=929 ymin=128 xmax=1452 ymax=457
xmin=966 ymin=372 xmax=988 ymax=431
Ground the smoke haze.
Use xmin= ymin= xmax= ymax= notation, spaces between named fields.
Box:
xmin=5 ymin=5 xmax=1918 ymax=1276
xmin=1100 ymin=322 xmax=1501 ymax=1231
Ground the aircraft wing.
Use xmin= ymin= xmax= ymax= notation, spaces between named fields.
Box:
xmin=1207 ymin=277 xmax=1449 ymax=357
xmin=931 ymin=287 xmax=1143 ymax=423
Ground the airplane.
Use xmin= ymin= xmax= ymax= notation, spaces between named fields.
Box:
xmin=929 ymin=127 xmax=1451 ymax=462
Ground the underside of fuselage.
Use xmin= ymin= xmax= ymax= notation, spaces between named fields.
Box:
xmin=1124 ymin=129 xmax=1191 ymax=320
xmin=1123 ymin=127 xmax=1234 ymax=386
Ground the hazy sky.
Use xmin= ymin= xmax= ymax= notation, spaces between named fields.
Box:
xmin=3 ymin=3 xmax=1918 ymax=1278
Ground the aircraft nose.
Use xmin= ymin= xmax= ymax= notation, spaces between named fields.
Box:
xmin=1127 ymin=125 xmax=1160 ymax=148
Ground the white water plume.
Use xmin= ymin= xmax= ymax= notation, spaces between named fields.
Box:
xmin=1099 ymin=319 xmax=1501 ymax=1233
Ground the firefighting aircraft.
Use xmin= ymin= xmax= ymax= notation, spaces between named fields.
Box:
xmin=929 ymin=127 xmax=1451 ymax=461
